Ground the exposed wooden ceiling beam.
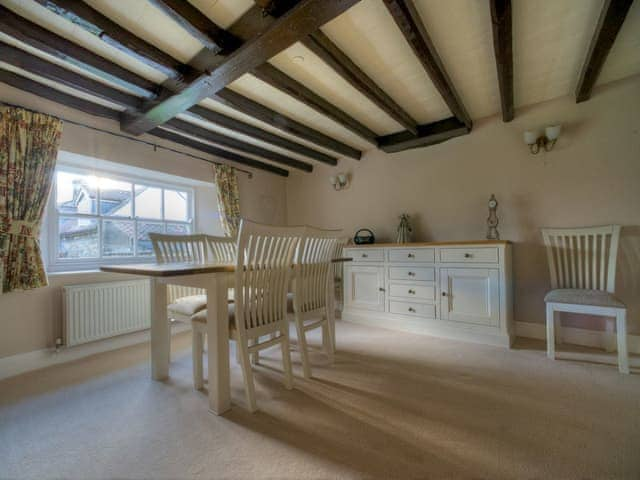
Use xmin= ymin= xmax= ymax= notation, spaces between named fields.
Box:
xmin=121 ymin=0 xmax=360 ymax=135
xmin=32 ymin=0 xmax=196 ymax=87
xmin=490 ymin=0 xmax=514 ymax=122
xmin=384 ymin=0 xmax=472 ymax=129
xmin=149 ymin=129 xmax=289 ymax=177
xmin=0 ymin=5 xmax=158 ymax=96
xmin=213 ymin=89 xmax=358 ymax=160
xmin=187 ymin=105 xmax=338 ymax=166
xmin=166 ymin=118 xmax=313 ymax=172
xmin=252 ymin=63 xmax=377 ymax=143
xmin=0 ymin=42 xmax=142 ymax=110
xmin=376 ymin=117 xmax=469 ymax=153
xmin=302 ymin=30 xmax=418 ymax=134
xmin=575 ymin=0 xmax=634 ymax=103
xmin=0 ymin=68 xmax=289 ymax=177
xmin=146 ymin=0 xmax=239 ymax=55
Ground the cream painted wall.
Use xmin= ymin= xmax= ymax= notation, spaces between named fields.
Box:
xmin=286 ymin=75 xmax=640 ymax=334
xmin=0 ymin=85 xmax=287 ymax=358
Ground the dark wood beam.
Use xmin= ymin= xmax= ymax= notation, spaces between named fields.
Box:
xmin=575 ymin=0 xmax=634 ymax=103
xmin=121 ymin=0 xmax=360 ymax=135
xmin=0 ymin=5 xmax=158 ymax=96
xmin=252 ymin=63 xmax=377 ymax=143
xmin=0 ymin=68 xmax=289 ymax=176
xmin=146 ymin=0 xmax=239 ymax=54
xmin=32 ymin=0 xmax=195 ymax=85
xmin=384 ymin=0 xmax=472 ymax=129
xmin=187 ymin=105 xmax=338 ymax=165
xmin=165 ymin=118 xmax=313 ymax=172
xmin=302 ymin=30 xmax=418 ymax=134
xmin=150 ymin=129 xmax=289 ymax=177
xmin=0 ymin=42 xmax=142 ymax=110
xmin=490 ymin=0 xmax=514 ymax=122
xmin=254 ymin=1 xmax=303 ymax=18
xmin=376 ymin=117 xmax=469 ymax=153
xmin=213 ymin=89 xmax=360 ymax=160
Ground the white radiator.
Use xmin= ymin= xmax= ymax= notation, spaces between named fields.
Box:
xmin=63 ymin=280 xmax=151 ymax=347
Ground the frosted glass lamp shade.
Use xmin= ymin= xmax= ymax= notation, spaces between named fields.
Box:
xmin=337 ymin=173 xmax=347 ymax=184
xmin=523 ymin=130 xmax=539 ymax=145
xmin=329 ymin=175 xmax=337 ymax=186
xmin=545 ymin=125 xmax=561 ymax=140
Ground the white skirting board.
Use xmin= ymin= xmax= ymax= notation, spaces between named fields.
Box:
xmin=0 ymin=322 xmax=191 ymax=381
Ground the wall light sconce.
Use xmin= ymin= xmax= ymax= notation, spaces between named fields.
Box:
xmin=523 ymin=125 xmax=562 ymax=154
xmin=329 ymin=173 xmax=349 ymax=191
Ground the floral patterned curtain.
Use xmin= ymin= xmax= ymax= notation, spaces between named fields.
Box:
xmin=0 ymin=107 xmax=63 ymax=293
xmin=213 ymin=164 xmax=240 ymax=238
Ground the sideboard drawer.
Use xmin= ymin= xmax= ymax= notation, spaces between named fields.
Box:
xmin=388 ymin=248 xmax=435 ymax=263
xmin=389 ymin=283 xmax=435 ymax=302
xmin=389 ymin=266 xmax=435 ymax=281
xmin=439 ymin=247 xmax=499 ymax=264
xmin=348 ymin=248 xmax=384 ymax=262
xmin=389 ymin=300 xmax=436 ymax=319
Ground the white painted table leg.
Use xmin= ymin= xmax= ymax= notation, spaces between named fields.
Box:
xmin=150 ymin=279 xmax=169 ymax=380
xmin=207 ymin=274 xmax=231 ymax=414
xmin=616 ymin=310 xmax=629 ymax=374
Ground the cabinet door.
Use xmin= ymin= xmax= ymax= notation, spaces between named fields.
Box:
xmin=344 ymin=265 xmax=385 ymax=312
xmin=440 ymin=268 xmax=500 ymax=326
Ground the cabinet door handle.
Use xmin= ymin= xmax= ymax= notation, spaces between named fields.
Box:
xmin=379 ymin=287 xmax=385 ymax=292
xmin=407 ymin=271 xmax=415 ymax=276
xmin=408 ymin=289 xmax=415 ymax=294
xmin=442 ymin=292 xmax=447 ymax=297
xmin=408 ymin=307 xmax=416 ymax=313
xmin=464 ymin=253 xmax=472 ymax=258
xmin=407 ymin=253 xmax=414 ymax=258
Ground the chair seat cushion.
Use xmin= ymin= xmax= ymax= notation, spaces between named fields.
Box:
xmin=192 ymin=304 xmax=236 ymax=331
xmin=168 ymin=295 xmax=207 ymax=316
xmin=544 ymin=289 xmax=625 ymax=308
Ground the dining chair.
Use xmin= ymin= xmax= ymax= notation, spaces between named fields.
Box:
xmin=542 ymin=225 xmax=628 ymax=373
xmin=332 ymin=236 xmax=349 ymax=311
xmin=191 ymin=220 xmax=302 ymax=412
xmin=204 ymin=234 xmax=237 ymax=263
xmin=289 ymin=227 xmax=339 ymax=379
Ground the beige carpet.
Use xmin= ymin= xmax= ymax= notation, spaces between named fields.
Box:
xmin=0 ymin=320 xmax=639 ymax=480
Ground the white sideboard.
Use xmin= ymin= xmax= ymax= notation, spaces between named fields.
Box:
xmin=342 ymin=241 xmax=513 ymax=347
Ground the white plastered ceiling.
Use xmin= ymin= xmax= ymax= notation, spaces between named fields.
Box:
xmin=0 ymin=0 xmax=639 ymax=165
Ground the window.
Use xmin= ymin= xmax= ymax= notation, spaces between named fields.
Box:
xmin=48 ymin=164 xmax=195 ymax=271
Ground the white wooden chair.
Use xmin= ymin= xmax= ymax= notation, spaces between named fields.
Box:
xmin=289 ymin=227 xmax=338 ymax=379
xmin=332 ymin=236 xmax=349 ymax=312
xmin=542 ymin=225 xmax=628 ymax=373
xmin=192 ymin=220 xmax=302 ymax=412
xmin=204 ymin=234 xmax=236 ymax=264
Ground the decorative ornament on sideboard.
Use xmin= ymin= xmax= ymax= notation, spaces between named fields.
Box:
xmin=396 ymin=213 xmax=412 ymax=244
xmin=487 ymin=194 xmax=499 ymax=240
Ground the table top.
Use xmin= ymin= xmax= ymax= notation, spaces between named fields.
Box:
xmin=100 ymin=257 xmax=352 ymax=277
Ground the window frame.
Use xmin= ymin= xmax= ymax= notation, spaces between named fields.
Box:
xmin=46 ymin=163 xmax=196 ymax=272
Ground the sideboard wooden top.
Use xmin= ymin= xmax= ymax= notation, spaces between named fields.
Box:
xmin=344 ymin=240 xmax=511 ymax=248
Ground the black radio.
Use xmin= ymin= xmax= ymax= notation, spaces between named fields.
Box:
xmin=353 ymin=229 xmax=375 ymax=245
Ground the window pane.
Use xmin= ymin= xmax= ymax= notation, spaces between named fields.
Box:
xmin=137 ymin=222 xmax=164 ymax=257
xmin=102 ymin=220 xmax=134 ymax=257
xmin=164 ymin=189 xmax=189 ymax=222
xmin=99 ymin=178 xmax=132 ymax=217
xmin=134 ymin=185 xmax=162 ymax=219
xmin=58 ymin=217 xmax=98 ymax=258
xmin=166 ymin=223 xmax=191 ymax=235
xmin=56 ymin=171 xmax=98 ymax=215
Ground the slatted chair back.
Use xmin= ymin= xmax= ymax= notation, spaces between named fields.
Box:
xmin=149 ymin=233 xmax=208 ymax=264
xmin=332 ymin=236 xmax=349 ymax=281
xmin=234 ymin=220 xmax=303 ymax=339
xmin=541 ymin=225 xmax=621 ymax=292
xmin=293 ymin=226 xmax=339 ymax=315
xmin=205 ymin=235 xmax=237 ymax=263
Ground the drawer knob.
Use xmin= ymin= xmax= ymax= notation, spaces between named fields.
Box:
xmin=408 ymin=271 xmax=415 ymax=276
xmin=408 ymin=289 xmax=415 ymax=294
xmin=464 ymin=253 xmax=472 ymax=258
xmin=379 ymin=287 xmax=385 ymax=292
xmin=442 ymin=292 xmax=447 ymax=297
xmin=408 ymin=307 xmax=416 ymax=313
xmin=407 ymin=253 xmax=414 ymax=258
xmin=362 ymin=253 xmax=368 ymax=258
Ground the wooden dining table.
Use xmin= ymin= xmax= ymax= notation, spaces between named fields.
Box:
xmin=100 ymin=258 xmax=351 ymax=415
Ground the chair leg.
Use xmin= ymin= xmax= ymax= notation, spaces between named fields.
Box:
xmin=237 ymin=339 xmax=258 ymax=413
xmin=604 ymin=318 xmax=617 ymax=352
xmin=280 ymin=329 xmax=294 ymax=390
xmin=616 ymin=310 xmax=629 ymax=374
xmin=235 ymin=342 xmax=241 ymax=364
xmin=322 ymin=317 xmax=334 ymax=364
xmin=250 ymin=337 xmax=260 ymax=365
xmin=295 ymin=315 xmax=312 ymax=379
xmin=546 ymin=303 xmax=555 ymax=359
xmin=192 ymin=329 xmax=204 ymax=390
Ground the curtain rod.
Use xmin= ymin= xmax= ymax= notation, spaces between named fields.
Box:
xmin=0 ymin=100 xmax=254 ymax=178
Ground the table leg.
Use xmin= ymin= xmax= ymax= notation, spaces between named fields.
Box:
xmin=207 ymin=274 xmax=231 ymax=414
xmin=150 ymin=279 xmax=169 ymax=380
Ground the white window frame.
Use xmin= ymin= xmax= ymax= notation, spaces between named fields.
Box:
xmin=46 ymin=162 xmax=196 ymax=273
